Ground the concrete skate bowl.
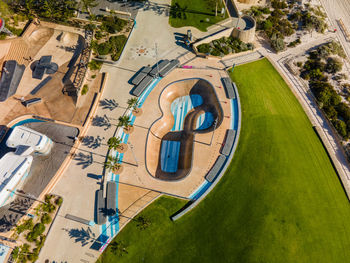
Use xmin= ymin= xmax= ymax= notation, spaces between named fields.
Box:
xmin=26 ymin=27 xmax=54 ymax=45
xmin=146 ymin=78 xmax=224 ymax=181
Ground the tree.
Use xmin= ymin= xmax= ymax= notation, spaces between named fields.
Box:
xmin=271 ymin=37 xmax=285 ymax=52
xmin=323 ymin=105 xmax=337 ymax=120
xmin=107 ymin=137 xmax=122 ymax=150
xmin=325 ymin=57 xmax=343 ymax=74
xmin=333 ymin=119 xmax=347 ymax=138
xmin=110 ymin=241 xmax=128 ymax=257
xmin=41 ymin=213 xmax=52 ymax=224
xmin=104 ymin=155 xmax=121 ymax=173
xmin=80 ymin=0 xmax=98 ymax=15
xmin=127 ymin=98 xmax=139 ymax=110
xmin=118 ymin=115 xmax=131 ymax=130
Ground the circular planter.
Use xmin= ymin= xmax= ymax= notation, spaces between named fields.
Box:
xmin=117 ymin=143 xmax=128 ymax=153
xmin=132 ymin=108 xmax=143 ymax=117
xmin=112 ymin=165 xmax=124 ymax=175
xmin=123 ymin=125 xmax=134 ymax=134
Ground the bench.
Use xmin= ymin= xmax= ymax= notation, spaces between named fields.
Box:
xmin=205 ymin=154 xmax=226 ymax=183
xmin=159 ymin=59 xmax=180 ymax=77
xmin=131 ymin=75 xmax=154 ymax=97
xmin=22 ymin=98 xmax=42 ymax=107
xmin=96 ymin=190 xmax=106 ymax=225
xmin=30 ymin=76 xmax=52 ymax=95
xmin=106 ymin=181 xmax=117 ymax=216
xmin=149 ymin=60 xmax=170 ymax=76
xmin=221 ymin=77 xmax=236 ymax=99
xmin=220 ymin=129 xmax=236 ymax=156
xmin=131 ymin=66 xmax=152 ymax=85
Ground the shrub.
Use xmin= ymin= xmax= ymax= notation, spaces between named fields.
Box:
xmin=81 ymin=84 xmax=89 ymax=95
xmin=96 ymin=42 xmax=112 ymax=56
xmin=95 ymin=30 xmax=103 ymax=40
xmin=336 ymin=103 xmax=350 ymax=122
xmin=16 ymin=218 xmax=34 ymax=234
xmin=26 ymin=223 xmax=45 ymax=242
xmin=55 ymin=197 xmax=63 ymax=206
xmin=84 ymin=23 xmax=96 ymax=31
xmin=91 ymin=74 xmax=96 ymax=79
xmin=197 ymin=43 xmax=210 ymax=54
xmin=323 ymin=105 xmax=337 ymax=120
xmin=333 ymin=119 xmax=347 ymax=138
xmin=109 ymin=35 xmax=127 ymax=60
xmin=36 ymin=235 xmax=46 ymax=248
xmin=101 ymin=16 xmax=127 ymax=33
xmin=271 ymin=37 xmax=285 ymax=52
xmin=41 ymin=213 xmax=52 ymax=224
xmin=325 ymin=57 xmax=343 ymax=74
xmin=88 ymin=60 xmax=102 ymax=71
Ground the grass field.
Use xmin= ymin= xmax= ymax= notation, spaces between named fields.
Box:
xmin=169 ymin=0 xmax=227 ymax=32
xmin=97 ymin=58 xmax=350 ymax=263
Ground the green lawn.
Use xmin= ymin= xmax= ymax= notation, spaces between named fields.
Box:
xmin=169 ymin=0 xmax=227 ymax=32
xmin=97 ymin=58 xmax=350 ymax=263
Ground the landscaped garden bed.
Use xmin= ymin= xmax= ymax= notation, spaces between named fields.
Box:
xmin=87 ymin=14 xmax=133 ymax=62
xmin=290 ymin=41 xmax=350 ymax=146
xmin=10 ymin=194 xmax=63 ymax=263
xmin=244 ymin=0 xmax=328 ymax=52
xmin=196 ymin=36 xmax=254 ymax=57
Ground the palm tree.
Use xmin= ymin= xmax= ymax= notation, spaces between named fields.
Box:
xmin=104 ymin=156 xmax=121 ymax=173
xmin=127 ymin=98 xmax=139 ymax=111
xmin=80 ymin=0 xmax=98 ymax=15
xmin=118 ymin=115 xmax=131 ymax=130
xmin=107 ymin=137 xmax=122 ymax=150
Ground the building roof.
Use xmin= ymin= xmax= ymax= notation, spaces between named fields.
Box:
xmin=0 ymin=60 xmax=25 ymax=102
xmin=0 ymin=152 xmax=32 ymax=190
xmin=6 ymin=126 xmax=45 ymax=150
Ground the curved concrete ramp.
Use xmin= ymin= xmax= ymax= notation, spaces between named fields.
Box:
xmin=146 ymin=78 xmax=224 ymax=181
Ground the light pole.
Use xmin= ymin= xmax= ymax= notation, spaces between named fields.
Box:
xmin=6 ymin=189 xmax=46 ymax=204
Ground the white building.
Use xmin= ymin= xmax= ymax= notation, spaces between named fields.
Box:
xmin=6 ymin=126 xmax=52 ymax=155
xmin=0 ymin=152 xmax=33 ymax=206
xmin=0 ymin=125 xmax=53 ymax=206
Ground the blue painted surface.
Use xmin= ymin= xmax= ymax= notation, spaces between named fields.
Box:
xmin=188 ymin=95 xmax=239 ymax=200
xmin=161 ymin=140 xmax=181 ymax=173
xmin=98 ymin=78 xmax=162 ymax=250
xmin=11 ymin=118 xmax=44 ymax=128
xmin=171 ymin=94 xmax=203 ymax=131
xmin=196 ymin=112 xmax=214 ymax=130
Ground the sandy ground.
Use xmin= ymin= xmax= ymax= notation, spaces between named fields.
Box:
xmin=0 ymin=22 xmax=102 ymax=127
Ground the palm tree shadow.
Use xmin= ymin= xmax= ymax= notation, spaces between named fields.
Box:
xmin=99 ymin=98 xmax=119 ymax=111
xmin=63 ymin=227 xmax=96 ymax=247
xmin=74 ymin=152 xmax=93 ymax=169
xmin=92 ymin=115 xmax=111 ymax=130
